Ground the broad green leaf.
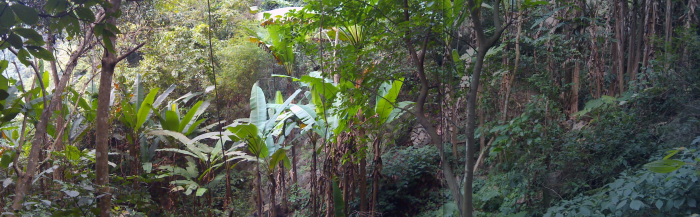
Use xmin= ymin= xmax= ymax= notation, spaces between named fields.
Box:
xmin=0 ymin=150 xmax=15 ymax=168
xmin=25 ymin=46 xmax=55 ymax=61
xmin=163 ymin=110 xmax=180 ymax=131
xmin=655 ymin=199 xmax=663 ymax=209
xmin=0 ymin=60 xmax=7 ymax=73
xmin=644 ymin=159 xmax=685 ymax=173
xmin=41 ymin=71 xmax=49 ymax=91
xmin=630 ymin=200 xmax=644 ymax=210
xmin=13 ymin=28 xmax=43 ymax=44
xmin=275 ymin=91 xmax=284 ymax=104
xmin=135 ymin=88 xmax=159 ymax=132
xmin=74 ymin=7 xmax=95 ymax=22
xmin=16 ymin=48 xmax=30 ymax=66
xmin=227 ymin=124 xmax=266 ymax=157
xmin=283 ymin=154 xmax=291 ymax=170
xmin=120 ymin=100 xmax=135 ymax=127
xmin=153 ymin=84 xmax=176 ymax=108
xmin=65 ymin=145 xmax=80 ymax=162
xmin=179 ymin=101 xmax=203 ymax=133
xmin=142 ymin=162 xmax=152 ymax=173
xmin=265 ymin=89 xmax=301 ymax=133
xmin=249 ymin=83 xmax=267 ymax=131
xmin=289 ymin=104 xmax=316 ymax=129
xmin=10 ymin=3 xmax=38 ymax=25
xmin=105 ymin=23 xmax=121 ymax=34
xmin=182 ymin=101 xmax=209 ymax=134
xmin=0 ymin=90 xmax=8 ymax=101
xmin=386 ymin=101 xmax=414 ymax=124
xmin=45 ymin=0 xmax=69 ymax=14
xmin=157 ymin=148 xmax=198 ymax=158
xmin=195 ymin=188 xmax=207 ymax=197
xmin=149 ymin=130 xmax=193 ymax=145
xmin=269 ymin=149 xmax=286 ymax=171
xmin=376 ymin=78 xmax=404 ymax=124
xmin=103 ymin=31 xmax=116 ymax=53
xmin=185 ymin=118 xmax=207 ymax=136
xmin=133 ymin=74 xmax=144 ymax=110
xmin=210 ymin=139 xmax=224 ymax=161
xmin=663 ymin=149 xmax=680 ymax=160
xmin=0 ymin=4 xmax=16 ymax=29
xmin=333 ymin=179 xmax=345 ymax=217
xmin=7 ymin=33 xmax=22 ymax=49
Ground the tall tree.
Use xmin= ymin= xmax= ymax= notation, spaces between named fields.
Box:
xmin=10 ymin=7 xmax=99 ymax=211
xmin=95 ymin=0 xmax=145 ymax=215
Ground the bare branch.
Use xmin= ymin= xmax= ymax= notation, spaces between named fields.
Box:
xmin=116 ymin=42 xmax=147 ymax=63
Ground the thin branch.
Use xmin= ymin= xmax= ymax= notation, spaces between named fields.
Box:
xmin=116 ymin=42 xmax=147 ymax=62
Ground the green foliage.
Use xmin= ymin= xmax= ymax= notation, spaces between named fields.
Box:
xmin=332 ymin=179 xmax=345 ymax=217
xmin=645 ymin=145 xmax=700 ymax=173
xmin=377 ymin=145 xmax=443 ymax=216
xmin=545 ymin=146 xmax=700 ymax=216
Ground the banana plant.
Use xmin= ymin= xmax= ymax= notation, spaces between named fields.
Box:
xmin=156 ymin=139 xmax=253 ymax=197
xmin=153 ymin=100 xmax=210 ymax=137
xmin=374 ymin=77 xmax=412 ymax=125
xmin=117 ymin=74 xmax=176 ymax=169
xmin=227 ymin=82 xmax=301 ymax=168
xmin=247 ymin=14 xmax=295 ymax=76
xmin=226 ymin=82 xmax=305 ymax=216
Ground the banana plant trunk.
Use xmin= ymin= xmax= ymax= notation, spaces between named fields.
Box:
xmin=370 ymin=135 xmax=382 ymax=214
xmin=269 ymin=174 xmax=277 ymax=217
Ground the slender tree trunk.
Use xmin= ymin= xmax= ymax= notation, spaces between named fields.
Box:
xmin=632 ymin=0 xmax=645 ymax=84
xmin=615 ymin=0 xmax=627 ymax=94
xmin=473 ymin=137 xmax=494 ymax=174
xmin=47 ymin=29 xmax=65 ymax=183
xmin=503 ymin=3 xmax=523 ymax=121
xmin=95 ymin=1 xmax=124 ymax=216
xmin=461 ymin=1 xmax=508 ymax=216
xmin=359 ymin=154 xmax=367 ymax=213
xmin=626 ymin=0 xmax=638 ymax=83
xmin=664 ymin=0 xmax=672 ymax=70
xmin=95 ymin=44 xmax=116 ymax=217
xmin=11 ymin=25 xmax=92 ymax=213
xmin=683 ymin=0 xmax=697 ymax=67
xmin=642 ymin=0 xmax=652 ymax=70
xmin=572 ymin=60 xmax=580 ymax=114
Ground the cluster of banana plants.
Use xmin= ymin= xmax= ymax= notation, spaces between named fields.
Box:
xmin=111 ymin=76 xmax=242 ymax=201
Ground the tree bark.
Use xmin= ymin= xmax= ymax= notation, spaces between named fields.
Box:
xmin=572 ymin=60 xmax=580 ymax=114
xmin=95 ymin=1 xmax=128 ymax=216
xmin=626 ymin=0 xmax=638 ymax=83
xmin=503 ymin=2 xmax=523 ymax=121
xmin=664 ymin=0 xmax=672 ymax=70
xmin=615 ymin=0 xmax=627 ymax=94
xmin=47 ymin=29 xmax=66 ymax=183
xmin=311 ymin=135 xmax=318 ymax=217
xmin=460 ymin=1 xmax=508 ymax=216
xmin=370 ymin=135 xmax=382 ymax=215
